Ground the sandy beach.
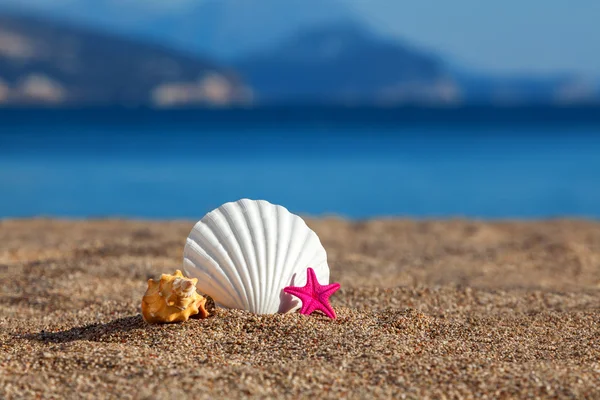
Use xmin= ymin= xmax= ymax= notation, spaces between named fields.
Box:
xmin=1 ymin=218 xmax=599 ymax=399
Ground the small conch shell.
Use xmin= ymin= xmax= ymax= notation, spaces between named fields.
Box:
xmin=141 ymin=270 xmax=214 ymax=323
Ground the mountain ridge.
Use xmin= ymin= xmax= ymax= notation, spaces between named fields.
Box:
xmin=0 ymin=12 xmax=251 ymax=106
xmin=234 ymin=22 xmax=599 ymax=105
xmin=0 ymin=0 xmax=358 ymax=60
xmin=0 ymin=10 xmax=598 ymax=107
xmin=234 ymin=22 xmax=459 ymax=104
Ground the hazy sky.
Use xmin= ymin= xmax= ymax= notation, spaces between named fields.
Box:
xmin=4 ymin=0 xmax=599 ymax=76
xmin=350 ymin=0 xmax=600 ymax=76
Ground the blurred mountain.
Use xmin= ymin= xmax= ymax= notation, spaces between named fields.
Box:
xmin=0 ymin=6 xmax=598 ymax=107
xmin=0 ymin=0 xmax=355 ymax=60
xmin=0 ymin=13 xmax=251 ymax=106
xmin=235 ymin=23 xmax=461 ymax=104
xmin=235 ymin=23 xmax=600 ymax=105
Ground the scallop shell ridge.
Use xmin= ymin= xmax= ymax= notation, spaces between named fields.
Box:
xmin=183 ymin=199 xmax=329 ymax=314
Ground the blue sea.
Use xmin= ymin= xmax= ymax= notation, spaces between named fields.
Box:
xmin=1 ymin=107 xmax=600 ymax=220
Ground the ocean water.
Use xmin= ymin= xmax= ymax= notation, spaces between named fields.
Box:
xmin=1 ymin=107 xmax=600 ymax=219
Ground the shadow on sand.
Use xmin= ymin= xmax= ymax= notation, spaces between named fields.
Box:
xmin=277 ymin=272 xmax=300 ymax=313
xmin=20 ymin=315 xmax=147 ymax=343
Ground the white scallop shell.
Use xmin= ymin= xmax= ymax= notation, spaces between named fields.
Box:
xmin=183 ymin=199 xmax=330 ymax=314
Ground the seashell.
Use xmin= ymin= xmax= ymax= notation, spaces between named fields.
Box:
xmin=141 ymin=270 xmax=215 ymax=323
xmin=183 ymin=199 xmax=330 ymax=314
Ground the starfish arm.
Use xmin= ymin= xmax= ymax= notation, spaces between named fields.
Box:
xmin=305 ymin=268 xmax=318 ymax=287
xmin=320 ymin=282 xmax=341 ymax=297
xmin=317 ymin=283 xmax=340 ymax=306
xmin=300 ymin=298 xmax=318 ymax=315
xmin=315 ymin=298 xmax=337 ymax=319
xmin=284 ymin=286 xmax=313 ymax=314
xmin=314 ymin=282 xmax=340 ymax=319
xmin=283 ymin=286 xmax=306 ymax=298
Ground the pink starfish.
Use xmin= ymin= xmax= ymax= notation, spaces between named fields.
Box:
xmin=283 ymin=268 xmax=341 ymax=319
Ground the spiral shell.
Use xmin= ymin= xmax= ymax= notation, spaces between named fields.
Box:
xmin=141 ymin=270 xmax=214 ymax=323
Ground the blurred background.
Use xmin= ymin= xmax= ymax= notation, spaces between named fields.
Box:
xmin=0 ymin=0 xmax=599 ymax=219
